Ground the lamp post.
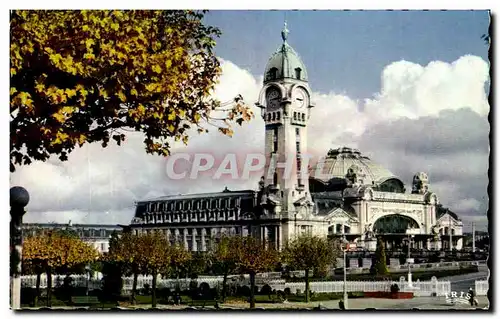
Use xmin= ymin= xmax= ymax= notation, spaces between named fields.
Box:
xmin=341 ymin=236 xmax=349 ymax=309
xmin=404 ymin=232 xmax=415 ymax=288
xmin=10 ymin=186 xmax=30 ymax=310
xmin=472 ymin=222 xmax=476 ymax=254
xmin=85 ymin=264 xmax=91 ymax=296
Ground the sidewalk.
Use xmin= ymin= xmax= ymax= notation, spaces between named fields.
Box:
xmin=18 ymin=296 xmax=489 ymax=311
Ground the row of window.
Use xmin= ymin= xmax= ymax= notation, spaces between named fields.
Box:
xmin=267 ymin=67 xmax=302 ymax=81
xmin=24 ymin=228 xmax=116 ymax=239
xmin=266 ymin=111 xmax=281 ymax=122
xmin=328 ymin=224 xmax=352 ymax=234
xmin=138 ymin=227 xmax=241 ymax=237
xmin=265 ymin=111 xmax=307 ymax=123
xmin=293 ymin=112 xmax=306 ymax=122
xmin=147 ymin=197 xmax=241 ymax=213
xmin=143 ymin=209 xmax=238 ymax=224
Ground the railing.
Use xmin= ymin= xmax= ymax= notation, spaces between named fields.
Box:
xmin=283 ymin=277 xmax=450 ymax=297
xmin=475 ymin=280 xmax=488 ymax=296
xmin=21 ymin=274 xmax=102 ymax=290
xmin=21 ymin=274 xmax=451 ymax=297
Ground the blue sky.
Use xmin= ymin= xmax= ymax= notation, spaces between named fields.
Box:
xmin=204 ymin=10 xmax=490 ymax=99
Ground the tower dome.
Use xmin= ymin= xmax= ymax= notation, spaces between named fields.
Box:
xmin=263 ymin=21 xmax=308 ymax=83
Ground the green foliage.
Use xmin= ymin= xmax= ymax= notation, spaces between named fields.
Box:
xmin=370 ymin=236 xmax=388 ymax=276
xmin=283 ymin=235 xmax=341 ymax=302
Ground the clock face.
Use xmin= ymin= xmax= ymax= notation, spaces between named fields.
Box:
xmin=266 ymin=88 xmax=280 ymax=109
xmin=293 ymin=88 xmax=307 ymax=108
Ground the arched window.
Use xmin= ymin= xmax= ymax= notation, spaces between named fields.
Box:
xmin=267 ymin=113 xmax=271 ymax=121
xmin=272 ymin=112 xmax=276 ymax=121
xmin=277 ymin=111 xmax=281 ymax=121
xmin=268 ymin=67 xmax=278 ymax=80
xmin=295 ymin=67 xmax=302 ymax=79
xmin=336 ymin=224 xmax=342 ymax=233
xmin=293 ymin=112 xmax=297 ymax=120
xmin=301 ymin=113 xmax=305 ymax=121
xmin=273 ymin=172 xmax=278 ymax=185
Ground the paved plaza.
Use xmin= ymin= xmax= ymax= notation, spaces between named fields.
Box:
xmin=20 ymin=296 xmax=489 ymax=311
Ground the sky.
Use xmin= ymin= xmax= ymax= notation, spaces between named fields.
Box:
xmin=10 ymin=10 xmax=490 ymax=231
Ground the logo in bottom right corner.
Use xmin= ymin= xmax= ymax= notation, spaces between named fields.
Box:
xmin=444 ymin=292 xmax=476 ymax=305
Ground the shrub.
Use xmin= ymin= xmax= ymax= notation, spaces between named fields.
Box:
xmin=284 ymin=288 xmax=291 ymax=296
xmin=238 ymin=285 xmax=251 ymax=297
xmin=101 ymin=261 xmax=123 ymax=302
xmin=199 ymin=282 xmax=210 ymax=292
xmin=21 ymin=287 xmax=37 ymax=307
xmin=390 ymin=284 xmax=400 ymax=293
xmin=260 ymin=284 xmax=272 ymax=296
xmin=189 ymin=280 xmax=198 ymax=290
xmin=157 ymin=287 xmax=171 ymax=299
xmin=142 ymin=283 xmax=151 ymax=296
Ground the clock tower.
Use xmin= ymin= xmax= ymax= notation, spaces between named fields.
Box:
xmin=256 ymin=21 xmax=314 ymax=218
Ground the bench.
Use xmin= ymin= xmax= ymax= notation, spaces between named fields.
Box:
xmin=71 ymin=296 xmax=100 ymax=306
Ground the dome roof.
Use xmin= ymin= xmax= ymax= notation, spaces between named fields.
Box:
xmin=309 ymin=147 xmax=401 ymax=186
xmin=263 ymin=22 xmax=308 ymax=83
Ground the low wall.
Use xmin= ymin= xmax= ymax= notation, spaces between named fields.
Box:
xmin=283 ymin=277 xmax=450 ymax=297
xmin=475 ymin=280 xmax=489 ymax=296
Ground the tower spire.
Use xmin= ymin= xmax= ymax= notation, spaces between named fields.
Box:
xmin=281 ymin=20 xmax=289 ymax=44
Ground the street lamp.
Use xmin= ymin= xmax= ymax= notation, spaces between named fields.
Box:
xmin=341 ymin=236 xmax=349 ymax=310
xmin=85 ymin=264 xmax=91 ymax=296
xmin=10 ymin=186 xmax=30 ymax=310
xmin=404 ymin=230 xmax=415 ymax=288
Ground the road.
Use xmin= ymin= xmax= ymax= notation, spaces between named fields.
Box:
xmin=441 ymin=265 xmax=489 ymax=293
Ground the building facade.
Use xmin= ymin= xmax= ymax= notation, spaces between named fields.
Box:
xmin=127 ymin=23 xmax=464 ymax=252
xmin=22 ymin=222 xmax=122 ymax=254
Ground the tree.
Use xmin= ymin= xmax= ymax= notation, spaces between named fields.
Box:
xmin=283 ymin=235 xmax=341 ymax=302
xmin=185 ymin=251 xmax=210 ymax=279
xmin=167 ymin=243 xmax=192 ymax=290
xmin=105 ymin=231 xmax=142 ymax=304
xmin=10 ymin=10 xmax=253 ymax=171
xmin=22 ymin=231 xmax=99 ymax=307
xmin=370 ymin=236 xmax=388 ymax=276
xmin=211 ymin=235 xmax=239 ymax=302
xmin=135 ymin=231 xmax=171 ymax=308
xmin=101 ymin=231 xmax=125 ymax=302
xmin=231 ymin=236 xmax=280 ymax=309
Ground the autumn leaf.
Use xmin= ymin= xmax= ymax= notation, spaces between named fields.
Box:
xmin=10 ymin=10 xmax=253 ymax=172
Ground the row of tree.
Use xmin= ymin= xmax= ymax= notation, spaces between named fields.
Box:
xmin=22 ymin=229 xmax=99 ymax=307
xmin=22 ymin=229 xmax=390 ymax=308
xmin=104 ymin=231 xmax=345 ymax=308
xmin=22 ymin=230 xmax=343 ymax=308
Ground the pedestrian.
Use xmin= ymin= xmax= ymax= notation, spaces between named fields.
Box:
xmin=339 ymin=299 xmax=345 ymax=310
xmin=468 ymin=287 xmax=478 ymax=306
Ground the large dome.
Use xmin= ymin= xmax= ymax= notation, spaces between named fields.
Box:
xmin=263 ymin=22 xmax=308 ymax=83
xmin=309 ymin=147 xmax=405 ymax=193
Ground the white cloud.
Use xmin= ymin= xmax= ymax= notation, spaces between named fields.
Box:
xmin=364 ymin=55 xmax=490 ymax=122
xmin=11 ymin=55 xmax=490 ymax=226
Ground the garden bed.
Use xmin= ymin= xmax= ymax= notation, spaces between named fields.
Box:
xmin=364 ymin=291 xmax=414 ymax=299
